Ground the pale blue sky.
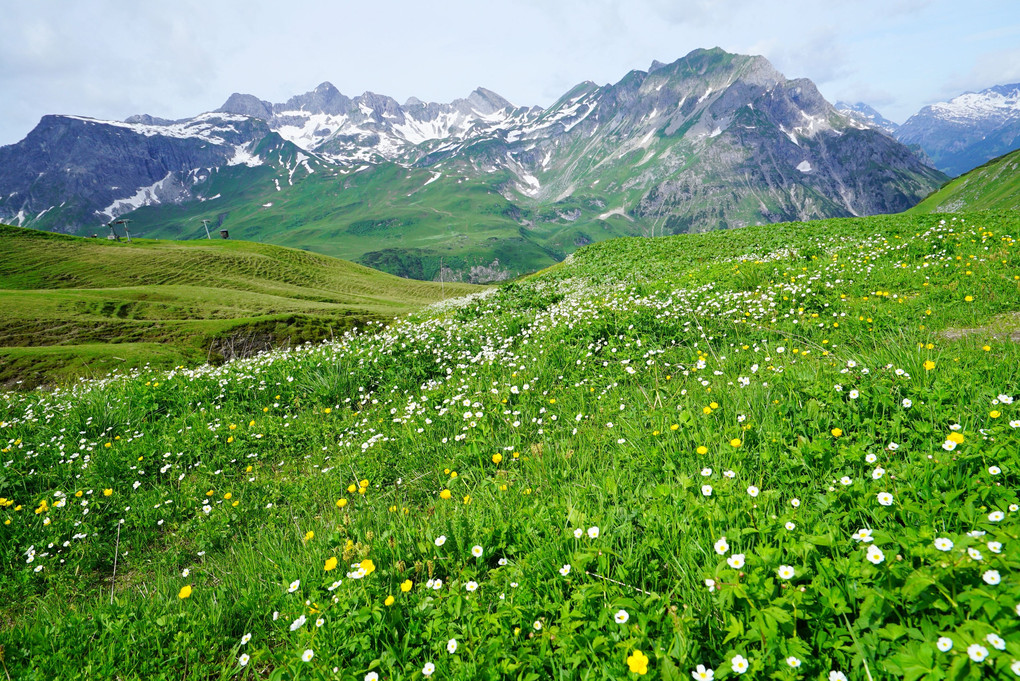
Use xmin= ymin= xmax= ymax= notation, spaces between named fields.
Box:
xmin=2 ymin=0 xmax=1018 ymax=145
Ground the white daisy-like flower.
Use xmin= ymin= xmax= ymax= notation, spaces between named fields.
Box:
xmin=587 ymin=526 xmax=600 ymax=539
xmin=702 ymin=484 xmax=713 ymax=497
xmin=786 ymin=656 xmax=802 ymax=668
xmin=872 ymin=467 xmax=885 ymax=480
xmin=714 ymin=537 xmax=729 ymax=555
xmin=988 ymin=541 xmax=1002 ymax=554
xmin=967 ymin=644 xmax=988 ymax=663
xmin=934 ymin=537 xmax=953 ymax=551
xmin=465 ymin=581 xmax=478 ymax=592
xmin=829 ymin=672 xmax=848 ymax=681
xmin=852 ymin=528 xmax=874 ymax=543
xmin=866 ymin=546 xmax=885 ymax=565
xmin=969 ymin=547 xmax=984 ymax=561
xmin=701 ymin=467 xmax=713 ymax=477
xmin=902 ymin=398 xmax=912 ymax=408
xmin=422 ymin=662 xmax=436 ymax=677
xmin=731 ymin=654 xmax=749 ymax=674
xmin=942 ymin=440 xmax=957 ymax=451
xmin=704 ymin=578 xmax=716 ymax=592
xmin=785 ymin=521 xmax=796 ymax=531
xmin=936 ymin=637 xmax=953 ymax=652
xmin=290 ymin=615 xmax=306 ymax=631
xmin=877 ymin=492 xmax=894 ymax=506
xmin=1011 ymin=660 xmax=1020 ymax=676
xmin=723 ymin=470 xmax=735 ymax=479
xmin=239 ymin=653 xmax=250 ymax=666
xmin=301 ymin=649 xmax=314 ymax=662
xmin=559 ymin=564 xmax=571 ymax=576
xmin=866 ymin=453 xmax=878 ymax=463
xmin=777 ymin=565 xmax=795 ymax=579
xmin=614 ymin=609 xmax=629 ymax=624
xmin=989 ymin=511 xmax=1005 ymax=522
xmin=498 ymin=558 xmax=508 ymax=566
xmin=790 ymin=498 xmax=800 ymax=508
xmin=887 ymin=443 xmax=899 ymax=451
xmin=288 ymin=579 xmax=300 ymax=593
xmin=691 ymin=664 xmax=714 ymax=681
xmin=573 ymin=528 xmax=583 ymax=539
xmin=989 ymin=466 xmax=1001 ymax=475
xmin=365 ymin=673 xmax=378 ymax=681
xmin=983 ymin=570 xmax=1001 ymax=585
xmin=986 ymin=633 xmax=1006 ymax=651
xmin=727 ymin=553 xmax=745 ymax=569
xmin=533 ymin=620 xmax=542 ymax=631
xmin=434 ymin=535 xmax=447 ymax=547
xmin=447 ymin=638 xmax=458 ymax=654
xmin=240 ymin=633 xmax=251 ymax=645
xmin=747 ymin=486 xmax=759 ymax=497
xmin=471 ymin=545 xmax=483 ymax=557
xmin=840 ymin=476 xmax=852 ymax=486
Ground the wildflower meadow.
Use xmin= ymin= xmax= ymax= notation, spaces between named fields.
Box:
xmin=1 ymin=212 xmax=1018 ymax=680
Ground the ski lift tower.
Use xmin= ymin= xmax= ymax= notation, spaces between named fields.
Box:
xmin=115 ymin=218 xmax=132 ymax=243
xmin=106 ymin=222 xmax=120 ymax=241
xmin=202 ymin=219 xmax=212 ymax=239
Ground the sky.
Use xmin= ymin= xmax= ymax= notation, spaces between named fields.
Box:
xmin=2 ymin=0 xmax=1019 ymax=145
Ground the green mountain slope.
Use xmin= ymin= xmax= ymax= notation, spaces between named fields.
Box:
xmin=2 ymin=211 xmax=1019 ymax=679
xmin=908 ymin=147 xmax=1020 ymax=213
xmin=0 ymin=224 xmax=481 ymax=387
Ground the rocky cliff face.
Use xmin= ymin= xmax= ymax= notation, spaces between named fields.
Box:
xmin=895 ymin=84 xmax=1020 ymax=176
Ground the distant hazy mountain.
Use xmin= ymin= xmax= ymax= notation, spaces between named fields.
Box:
xmin=834 ymin=101 xmax=900 ymax=135
xmin=0 ymin=48 xmax=947 ymax=281
xmin=896 ymin=84 xmax=1020 ymax=176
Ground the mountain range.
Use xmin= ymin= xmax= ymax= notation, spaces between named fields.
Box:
xmin=0 ymin=48 xmax=955 ymax=281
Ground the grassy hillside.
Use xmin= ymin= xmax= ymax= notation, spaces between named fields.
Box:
xmin=0 ymin=224 xmax=481 ymax=388
xmin=909 ymin=148 xmax=1020 ymax=214
xmin=2 ymin=212 xmax=1019 ymax=679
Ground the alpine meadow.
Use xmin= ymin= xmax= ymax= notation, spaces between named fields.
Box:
xmin=2 ymin=208 xmax=1019 ymax=680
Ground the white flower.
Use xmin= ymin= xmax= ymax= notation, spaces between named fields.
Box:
xmin=790 ymin=498 xmax=800 ymax=507
xmin=534 ymin=620 xmax=543 ymax=630
xmin=852 ymin=528 xmax=874 ymax=543
xmin=316 ymin=618 xmax=324 ymax=627
xmin=723 ymin=470 xmax=735 ymax=479
xmin=969 ymin=547 xmax=984 ymax=561
xmin=1011 ymin=660 xmax=1020 ymax=676
xmin=727 ymin=553 xmax=745 ymax=569
xmin=704 ymin=578 xmax=716 ymax=592
xmin=934 ymin=538 xmax=953 ymax=551
xmin=714 ymin=536 xmax=729 ymax=555
xmin=829 ymin=673 xmax=848 ymax=681
xmin=471 ymin=545 xmax=483 ymax=557
xmin=615 ymin=609 xmax=629 ymax=624
xmin=559 ymin=564 xmax=571 ymax=576
xmin=573 ymin=528 xmax=584 ymax=538
xmin=983 ymin=570 xmax=1001 ymax=585
xmin=942 ymin=440 xmax=957 ymax=451
xmin=301 ymin=649 xmax=314 ymax=662
xmin=747 ymin=486 xmax=759 ymax=497
xmin=182 ymin=568 xmax=190 ymax=578
xmin=691 ymin=664 xmax=715 ymax=681
xmin=498 ymin=557 xmax=508 ymax=566
xmin=988 ymin=541 xmax=1002 ymax=554
xmin=465 ymin=581 xmax=478 ymax=592
xmin=701 ymin=484 xmax=713 ymax=497
xmin=785 ymin=521 xmax=796 ymax=531
xmin=587 ymin=526 xmax=600 ymax=539
xmin=431 ymin=579 xmax=443 ymax=590
xmin=447 ymin=638 xmax=458 ymax=654
xmin=777 ymin=565 xmax=795 ymax=579
xmin=239 ymin=653 xmax=250 ymax=666
xmin=887 ymin=442 xmax=899 ymax=451
xmin=422 ymin=662 xmax=436 ymax=677
xmin=288 ymin=579 xmax=300 ymax=593
xmin=840 ymin=476 xmax=852 ymax=486
xmin=434 ymin=535 xmax=447 ymax=547
xmin=240 ymin=633 xmax=251 ymax=645
xmin=989 ymin=511 xmax=1005 ymax=522
xmin=365 ymin=673 xmax=378 ymax=681
xmin=786 ymin=656 xmax=801 ymax=668
xmin=967 ymin=644 xmax=988 ymax=663
xmin=902 ymin=398 xmax=912 ymax=408
xmin=989 ymin=466 xmax=1001 ymax=475
xmin=936 ymin=637 xmax=953 ymax=652
xmin=849 ymin=390 xmax=859 ymax=399
xmin=986 ymin=633 xmax=1006 ymax=650
xmin=877 ymin=492 xmax=893 ymax=506
xmin=866 ymin=546 xmax=885 ymax=565
xmin=872 ymin=467 xmax=885 ymax=480
xmin=701 ymin=467 xmax=713 ymax=477
xmin=731 ymin=654 xmax=749 ymax=674
xmin=866 ymin=453 xmax=878 ymax=463
xmin=290 ymin=614 xmax=306 ymax=631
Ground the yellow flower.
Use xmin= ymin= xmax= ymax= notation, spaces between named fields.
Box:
xmin=492 ymin=453 xmax=503 ymax=464
xmin=923 ymin=360 xmax=935 ymax=371
xmin=831 ymin=428 xmax=842 ymax=437
xmin=400 ymin=579 xmax=413 ymax=592
xmin=324 ymin=407 xmax=331 ymax=414
xmin=670 ymin=424 xmax=679 ymax=431
xmin=463 ymin=495 xmax=471 ymax=505
xmin=360 ymin=479 xmax=369 ymax=487
xmin=227 ymin=436 xmax=234 ymax=443
xmin=964 ymin=295 xmax=973 ymax=302
xmin=384 ymin=595 xmax=395 ymax=606
xmin=626 ymin=650 xmax=649 ymax=675
xmin=440 ymin=489 xmax=452 ymax=500
xmin=709 ymin=402 xmax=719 ymax=409
xmin=229 ymin=424 xmax=237 ymax=430
xmin=696 ymin=446 xmax=708 ymax=455
xmin=948 ymin=432 xmax=965 ymax=444
xmin=702 ymin=406 xmax=713 ymax=415
xmin=178 ymin=585 xmax=192 ymax=599
xmin=103 ymin=489 xmax=113 ymax=497
xmin=990 ymin=410 xmax=1000 ymax=418
xmin=450 ymin=471 xmax=458 ymax=478
xmin=983 ymin=345 xmax=991 ymax=352
xmin=248 ymin=420 xmax=255 ymax=427
xmin=324 ymin=556 xmax=338 ymax=571
xmin=304 ymin=531 xmax=314 ymax=542
xmin=360 ymin=559 xmax=375 ymax=575
xmin=206 ymin=490 xmax=214 ymax=497
xmin=223 ymin=493 xmax=231 ymax=500
xmin=347 ymin=484 xmax=357 ymax=493
xmin=729 ymin=438 xmax=742 ymax=448
xmin=336 ymin=499 xmax=348 ymax=508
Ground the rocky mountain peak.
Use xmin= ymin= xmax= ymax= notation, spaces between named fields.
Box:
xmin=218 ymin=93 xmax=274 ymax=120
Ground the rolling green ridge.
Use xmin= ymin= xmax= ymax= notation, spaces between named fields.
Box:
xmin=1 ymin=211 xmax=1019 ymax=679
xmin=0 ymin=224 xmax=481 ymax=388
xmin=909 ymin=148 xmax=1020 ymax=214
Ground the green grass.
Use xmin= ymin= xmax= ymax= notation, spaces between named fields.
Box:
xmin=1 ymin=211 xmax=1019 ymax=679
xmin=909 ymin=148 xmax=1020 ymax=214
xmin=0 ymin=224 xmax=481 ymax=388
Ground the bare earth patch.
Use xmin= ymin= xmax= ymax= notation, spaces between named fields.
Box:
xmin=942 ymin=312 xmax=1020 ymax=342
